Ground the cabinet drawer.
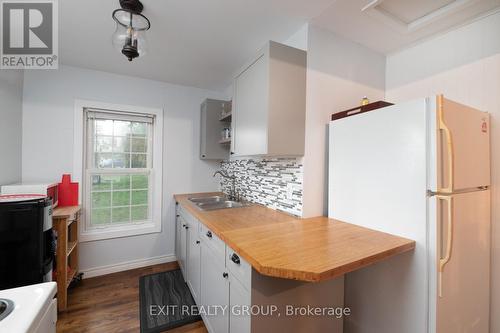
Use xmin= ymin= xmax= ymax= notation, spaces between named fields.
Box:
xmin=200 ymin=224 xmax=226 ymax=265
xmin=226 ymin=246 xmax=251 ymax=289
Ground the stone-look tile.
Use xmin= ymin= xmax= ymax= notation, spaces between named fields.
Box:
xmin=218 ymin=158 xmax=303 ymax=216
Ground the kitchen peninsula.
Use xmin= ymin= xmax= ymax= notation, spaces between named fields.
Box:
xmin=174 ymin=192 xmax=415 ymax=332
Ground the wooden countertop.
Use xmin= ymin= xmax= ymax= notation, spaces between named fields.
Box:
xmin=174 ymin=193 xmax=415 ymax=282
xmin=174 ymin=193 xmax=298 ymax=233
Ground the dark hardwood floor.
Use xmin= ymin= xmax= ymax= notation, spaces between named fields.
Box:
xmin=57 ymin=262 xmax=208 ymax=333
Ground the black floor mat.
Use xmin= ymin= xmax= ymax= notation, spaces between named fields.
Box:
xmin=139 ymin=269 xmax=201 ymax=333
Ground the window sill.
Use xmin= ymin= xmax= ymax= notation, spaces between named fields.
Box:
xmin=79 ymin=222 xmax=161 ymax=242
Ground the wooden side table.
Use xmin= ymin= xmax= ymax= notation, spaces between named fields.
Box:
xmin=53 ymin=206 xmax=81 ymax=311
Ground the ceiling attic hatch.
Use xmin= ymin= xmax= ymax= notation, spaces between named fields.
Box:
xmin=362 ymin=0 xmax=481 ymax=33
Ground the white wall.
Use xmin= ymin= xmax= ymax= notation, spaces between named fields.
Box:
xmin=22 ymin=65 xmax=223 ymax=274
xmin=302 ymin=25 xmax=386 ymax=217
xmin=386 ymin=11 xmax=500 ymax=90
xmin=0 ymin=70 xmax=23 ymax=186
xmin=386 ymin=11 xmax=500 ymax=332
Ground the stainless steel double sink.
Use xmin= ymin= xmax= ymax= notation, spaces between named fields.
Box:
xmin=188 ymin=195 xmax=252 ymax=211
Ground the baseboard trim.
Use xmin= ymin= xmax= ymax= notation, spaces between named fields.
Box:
xmin=81 ymin=254 xmax=177 ymax=279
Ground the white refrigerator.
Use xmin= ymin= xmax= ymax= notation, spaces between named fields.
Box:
xmin=328 ymin=95 xmax=490 ymax=333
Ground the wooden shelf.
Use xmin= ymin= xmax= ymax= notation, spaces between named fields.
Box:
xmin=66 ymin=268 xmax=77 ymax=288
xmin=219 ymin=138 xmax=231 ymax=144
xmin=67 ymin=241 xmax=77 ymax=257
xmin=219 ymin=113 xmax=232 ymax=122
xmin=53 ymin=206 xmax=81 ymax=312
xmin=54 ymin=205 xmax=81 ymax=219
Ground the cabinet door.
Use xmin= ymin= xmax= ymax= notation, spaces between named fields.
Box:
xmin=179 ymin=215 xmax=188 ymax=279
xmin=186 ymin=221 xmax=201 ymax=303
xmin=200 ymin=101 xmax=208 ymax=158
xmin=201 ymin=243 xmax=229 ymax=333
xmin=175 ymin=212 xmax=181 ymax=268
xmin=229 ymin=276 xmax=251 ymax=333
xmin=233 ymin=54 xmax=268 ymax=156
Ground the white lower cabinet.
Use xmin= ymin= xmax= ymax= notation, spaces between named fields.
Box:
xmin=175 ymin=207 xmax=181 ymax=264
xmin=186 ymin=218 xmax=201 ymax=303
xmin=176 ymin=213 xmax=188 ymax=278
xmin=229 ymin=275 xmax=251 ymax=333
xmin=176 ymin=204 xmax=345 ymax=333
xmin=176 ymin=207 xmax=252 ymax=333
xmin=201 ymin=242 xmax=229 ymax=333
xmin=199 ymin=240 xmax=252 ymax=333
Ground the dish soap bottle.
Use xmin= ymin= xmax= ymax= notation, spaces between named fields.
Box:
xmin=361 ymin=96 xmax=370 ymax=106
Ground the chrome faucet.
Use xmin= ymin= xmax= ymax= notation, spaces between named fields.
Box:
xmin=213 ymin=170 xmax=238 ymax=201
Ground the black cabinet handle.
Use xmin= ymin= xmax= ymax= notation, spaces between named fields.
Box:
xmin=206 ymin=231 xmax=212 ymax=238
xmin=222 ymin=272 xmax=228 ymax=279
xmin=196 ymin=240 xmax=200 ymax=244
xmin=182 ymin=224 xmax=186 ymax=228
xmin=230 ymin=253 xmax=241 ymax=265
xmin=176 ymin=214 xmax=180 ymax=217
xmin=230 ymin=152 xmax=235 ymax=155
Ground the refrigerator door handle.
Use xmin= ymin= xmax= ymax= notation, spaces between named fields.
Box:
xmin=437 ymin=194 xmax=454 ymax=297
xmin=437 ymin=95 xmax=454 ymax=193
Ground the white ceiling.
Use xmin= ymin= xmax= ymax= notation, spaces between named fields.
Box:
xmin=59 ymin=0 xmax=335 ymax=91
xmin=312 ymin=0 xmax=500 ymax=55
xmin=60 ymin=0 xmax=500 ymax=91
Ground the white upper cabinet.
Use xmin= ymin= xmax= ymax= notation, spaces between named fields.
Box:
xmin=232 ymin=41 xmax=307 ymax=157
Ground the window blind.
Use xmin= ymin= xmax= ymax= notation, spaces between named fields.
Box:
xmin=85 ymin=108 xmax=154 ymax=124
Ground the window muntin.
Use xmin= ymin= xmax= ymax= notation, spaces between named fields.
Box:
xmin=85 ymin=110 xmax=154 ymax=229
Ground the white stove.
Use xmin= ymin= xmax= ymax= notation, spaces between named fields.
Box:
xmin=0 ymin=282 xmax=57 ymax=333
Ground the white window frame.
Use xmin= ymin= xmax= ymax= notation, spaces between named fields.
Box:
xmin=73 ymin=100 xmax=163 ymax=242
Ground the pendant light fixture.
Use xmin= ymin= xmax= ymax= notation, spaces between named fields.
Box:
xmin=112 ymin=0 xmax=151 ymax=62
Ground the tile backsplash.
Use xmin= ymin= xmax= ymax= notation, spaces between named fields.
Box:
xmin=219 ymin=158 xmax=303 ymax=216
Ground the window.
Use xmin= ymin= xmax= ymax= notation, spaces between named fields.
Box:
xmin=77 ymin=103 xmax=163 ymax=242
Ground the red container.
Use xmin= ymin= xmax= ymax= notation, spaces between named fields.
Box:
xmin=58 ymin=174 xmax=79 ymax=207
